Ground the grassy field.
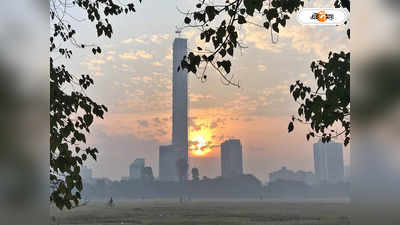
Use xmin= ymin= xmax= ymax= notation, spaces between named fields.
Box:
xmin=51 ymin=199 xmax=350 ymax=225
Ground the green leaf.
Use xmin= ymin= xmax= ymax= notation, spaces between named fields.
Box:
xmin=272 ymin=22 xmax=279 ymax=33
xmin=227 ymin=47 xmax=233 ymax=56
xmin=288 ymin=122 xmax=294 ymax=133
xmin=263 ymin=21 xmax=270 ymax=29
xmin=205 ymin=6 xmax=217 ymax=21
xmin=184 ymin=17 xmax=191 ymax=24
xmin=217 ymin=60 xmax=232 ymax=73
xmin=83 ymin=114 xmax=93 ymax=126
xmin=238 ymin=15 xmax=246 ymax=24
xmin=219 ymin=49 xmax=226 ymax=57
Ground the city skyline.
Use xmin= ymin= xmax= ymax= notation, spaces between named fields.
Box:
xmin=70 ymin=0 xmax=350 ymax=181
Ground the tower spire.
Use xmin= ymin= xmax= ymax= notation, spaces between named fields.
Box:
xmin=175 ymin=26 xmax=182 ymax=37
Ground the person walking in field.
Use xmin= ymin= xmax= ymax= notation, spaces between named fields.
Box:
xmin=106 ymin=197 xmax=114 ymax=208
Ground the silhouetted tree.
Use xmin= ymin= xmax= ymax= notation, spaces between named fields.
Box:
xmin=288 ymin=1 xmax=350 ymax=146
xmin=288 ymin=51 xmax=350 ymax=145
xmin=50 ymin=0 xmax=143 ymax=210
xmin=181 ymin=0 xmax=351 ymax=145
xmin=191 ymin=167 xmax=200 ymax=181
xmin=142 ymin=166 xmax=154 ymax=182
xmin=180 ymin=0 xmax=305 ymax=86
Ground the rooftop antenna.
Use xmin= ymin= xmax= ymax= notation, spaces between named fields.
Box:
xmin=175 ymin=26 xmax=183 ymax=37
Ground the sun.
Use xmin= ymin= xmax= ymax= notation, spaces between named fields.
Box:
xmin=189 ymin=127 xmax=213 ymax=157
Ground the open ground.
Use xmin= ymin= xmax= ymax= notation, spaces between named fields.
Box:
xmin=51 ymin=199 xmax=350 ymax=225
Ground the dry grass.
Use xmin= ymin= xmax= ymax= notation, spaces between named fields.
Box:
xmin=50 ymin=199 xmax=350 ymax=225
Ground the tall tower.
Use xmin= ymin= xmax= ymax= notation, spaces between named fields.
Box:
xmin=158 ymin=38 xmax=188 ymax=182
xmin=172 ymin=38 xmax=188 ymax=161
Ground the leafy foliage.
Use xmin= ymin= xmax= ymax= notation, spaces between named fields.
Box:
xmin=334 ymin=0 xmax=350 ymax=39
xmin=50 ymin=0 xmax=142 ymax=210
xmin=182 ymin=0 xmax=350 ymax=145
xmin=181 ymin=0 xmax=304 ymax=86
xmin=288 ymin=51 xmax=350 ymax=146
xmin=288 ymin=1 xmax=350 ymax=146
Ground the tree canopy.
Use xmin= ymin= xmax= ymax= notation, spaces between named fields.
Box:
xmin=288 ymin=51 xmax=350 ymax=146
xmin=181 ymin=0 xmax=305 ymax=86
xmin=181 ymin=0 xmax=350 ymax=145
xmin=288 ymin=0 xmax=350 ymax=146
xmin=50 ymin=0 xmax=142 ymax=210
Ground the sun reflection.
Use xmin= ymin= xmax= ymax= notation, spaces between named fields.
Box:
xmin=189 ymin=126 xmax=213 ymax=157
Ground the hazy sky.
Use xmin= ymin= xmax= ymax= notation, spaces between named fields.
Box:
xmin=62 ymin=0 xmax=349 ymax=182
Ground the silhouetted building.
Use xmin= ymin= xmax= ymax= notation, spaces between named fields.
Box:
xmin=296 ymin=170 xmax=316 ymax=185
xmin=221 ymin=139 xmax=243 ymax=178
xmin=314 ymin=141 xmax=344 ymax=184
xmin=269 ymin=166 xmax=315 ymax=185
xmin=159 ymin=144 xmax=184 ymax=181
xmin=172 ymin=38 xmax=188 ymax=161
xmin=129 ymin=158 xmax=145 ymax=180
xmin=158 ymin=37 xmax=189 ymax=182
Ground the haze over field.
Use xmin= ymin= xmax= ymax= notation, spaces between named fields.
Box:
xmin=51 ymin=200 xmax=350 ymax=225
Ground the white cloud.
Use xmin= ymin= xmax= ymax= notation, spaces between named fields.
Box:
xmin=88 ymin=65 xmax=101 ymax=71
xmin=279 ymin=24 xmax=348 ymax=58
xmin=152 ymin=61 xmax=163 ymax=67
xmin=90 ymin=59 xmax=106 ymax=64
xmin=241 ymin=22 xmax=283 ymax=52
xmin=121 ymin=38 xmax=134 ymax=44
xmin=80 ymin=57 xmax=106 ymax=71
xmin=189 ymin=93 xmax=216 ymax=103
xmin=151 ymin=34 xmax=170 ymax=43
xmin=121 ymin=36 xmax=147 ymax=44
xmin=94 ymin=71 xmax=104 ymax=77
xmin=299 ymin=73 xmax=307 ymax=78
xmin=119 ymin=50 xmax=153 ymax=60
xmin=262 ymin=81 xmax=291 ymax=97
xmin=163 ymin=48 xmax=172 ymax=61
xmin=257 ymin=64 xmax=267 ymax=72
xmin=136 ymin=50 xmax=153 ymax=59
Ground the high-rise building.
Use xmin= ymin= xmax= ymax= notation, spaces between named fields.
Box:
xmin=172 ymin=38 xmax=188 ymax=161
xmin=158 ymin=38 xmax=188 ymax=181
xmin=313 ymin=141 xmax=345 ymax=184
xmin=129 ymin=158 xmax=145 ymax=180
xmin=159 ymin=145 xmax=184 ymax=181
xmin=221 ymin=139 xmax=243 ymax=178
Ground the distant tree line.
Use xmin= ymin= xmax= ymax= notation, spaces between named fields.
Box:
xmin=82 ymin=175 xmax=349 ymax=201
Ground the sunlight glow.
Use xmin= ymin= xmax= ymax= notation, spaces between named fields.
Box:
xmin=189 ymin=125 xmax=214 ymax=157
